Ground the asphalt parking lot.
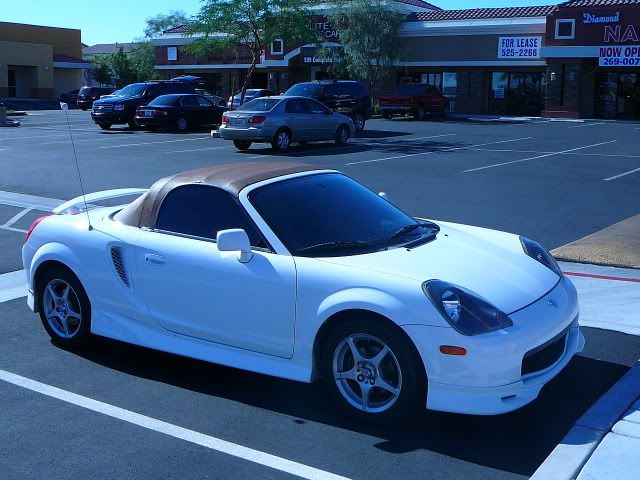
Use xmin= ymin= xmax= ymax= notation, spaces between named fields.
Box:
xmin=1 ymin=111 xmax=639 ymax=479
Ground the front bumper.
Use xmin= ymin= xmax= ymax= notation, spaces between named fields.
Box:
xmin=404 ymin=276 xmax=583 ymax=415
xmin=91 ymin=111 xmax=132 ymax=125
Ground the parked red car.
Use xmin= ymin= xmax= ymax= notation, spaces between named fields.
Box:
xmin=379 ymin=84 xmax=449 ymax=120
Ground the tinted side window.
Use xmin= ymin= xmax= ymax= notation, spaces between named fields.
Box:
xmin=181 ymin=95 xmax=199 ymax=107
xmin=304 ymin=99 xmax=328 ymax=114
xmin=285 ymin=99 xmax=309 ymax=114
xmin=322 ymin=84 xmax=339 ymax=97
xmin=197 ymin=96 xmax=213 ymax=107
xmin=156 ymin=185 xmax=265 ymax=248
xmin=337 ymin=83 xmax=353 ymax=97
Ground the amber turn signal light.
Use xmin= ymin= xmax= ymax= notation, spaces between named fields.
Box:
xmin=439 ymin=345 xmax=467 ymax=356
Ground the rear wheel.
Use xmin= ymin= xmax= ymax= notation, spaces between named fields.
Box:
xmin=233 ymin=140 xmax=252 ymax=150
xmin=271 ymin=129 xmax=291 ymax=152
xmin=319 ymin=316 xmax=425 ymax=421
xmin=98 ymin=122 xmax=111 ymax=130
xmin=382 ymin=112 xmax=392 ymax=120
xmin=37 ymin=266 xmax=91 ymax=348
xmin=128 ymin=119 xmax=139 ymax=130
xmin=176 ymin=116 xmax=188 ymax=132
xmin=353 ymin=112 xmax=366 ymax=131
xmin=335 ymin=125 xmax=350 ymax=145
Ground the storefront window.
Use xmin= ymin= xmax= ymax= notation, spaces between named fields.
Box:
xmin=489 ymin=72 xmax=545 ymax=116
xmin=596 ymin=73 xmax=640 ymax=120
xmin=443 ymin=73 xmax=457 ymax=96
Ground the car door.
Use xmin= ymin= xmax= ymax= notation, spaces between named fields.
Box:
xmin=320 ymin=84 xmax=340 ymax=112
xmin=134 ymin=185 xmax=297 ymax=358
xmin=196 ymin=95 xmax=220 ymax=125
xmin=303 ymin=98 xmax=335 ymax=140
xmin=180 ymin=95 xmax=200 ymax=125
xmin=284 ymin=98 xmax=314 ymax=140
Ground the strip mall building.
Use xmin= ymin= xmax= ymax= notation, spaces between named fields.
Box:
xmin=154 ymin=0 xmax=640 ymax=119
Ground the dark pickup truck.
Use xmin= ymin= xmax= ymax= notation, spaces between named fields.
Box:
xmin=91 ymin=81 xmax=195 ymax=130
xmin=379 ymin=84 xmax=449 ymax=120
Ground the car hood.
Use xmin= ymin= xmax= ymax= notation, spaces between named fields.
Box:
xmin=316 ymin=221 xmax=560 ymax=314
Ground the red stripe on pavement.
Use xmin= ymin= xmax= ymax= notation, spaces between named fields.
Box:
xmin=563 ymin=271 xmax=640 ymax=283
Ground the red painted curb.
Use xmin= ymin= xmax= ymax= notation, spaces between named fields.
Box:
xmin=563 ymin=271 xmax=640 ymax=283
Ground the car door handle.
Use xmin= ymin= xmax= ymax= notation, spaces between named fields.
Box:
xmin=145 ymin=253 xmax=166 ymax=265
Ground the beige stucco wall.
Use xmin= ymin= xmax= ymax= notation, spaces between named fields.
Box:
xmin=53 ymin=68 xmax=84 ymax=98
xmin=0 ymin=40 xmax=54 ymax=96
xmin=0 ymin=21 xmax=81 ymax=57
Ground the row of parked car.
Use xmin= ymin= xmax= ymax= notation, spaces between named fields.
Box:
xmin=66 ymin=78 xmax=449 ymax=151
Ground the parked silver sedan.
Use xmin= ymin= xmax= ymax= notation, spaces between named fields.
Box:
xmin=219 ymin=96 xmax=355 ymax=151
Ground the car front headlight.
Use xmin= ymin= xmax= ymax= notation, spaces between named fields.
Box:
xmin=423 ymin=280 xmax=513 ymax=335
xmin=113 ymin=103 xmax=125 ymax=111
xmin=520 ymin=237 xmax=562 ymax=277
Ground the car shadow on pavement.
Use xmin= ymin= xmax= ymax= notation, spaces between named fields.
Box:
xmin=71 ymin=331 xmax=629 ymax=477
xmin=354 ymin=129 xmax=412 ymax=139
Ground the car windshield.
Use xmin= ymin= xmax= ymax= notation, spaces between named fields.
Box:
xmin=284 ymin=84 xmax=322 ymax=97
xmin=236 ymin=98 xmax=280 ymax=112
xmin=397 ymin=84 xmax=425 ymax=95
xmin=249 ymin=173 xmax=438 ymax=257
xmin=115 ymin=84 xmax=147 ymax=97
xmin=79 ymin=87 xmax=90 ymax=94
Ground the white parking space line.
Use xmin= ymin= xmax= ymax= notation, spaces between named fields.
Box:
xmin=0 ymin=225 xmax=28 ymax=234
xmin=462 ymin=140 xmax=617 ymax=173
xmin=2 ymin=208 xmax=33 ymax=228
xmin=0 ymin=190 xmax=63 ymax=211
xmin=345 ymin=137 xmax=533 ymax=166
xmin=0 ymin=132 xmax=95 ymax=141
xmin=0 ymin=270 xmax=27 ymax=303
xmin=0 ymin=369 xmax=350 ymax=480
xmin=164 ymin=146 xmax=229 ymax=154
xmin=469 ymin=147 xmax=640 ymax=159
xmin=569 ymin=122 xmax=607 ymax=128
xmin=98 ymin=137 xmax=212 ymax=149
xmin=604 ymin=167 xmax=640 ymax=182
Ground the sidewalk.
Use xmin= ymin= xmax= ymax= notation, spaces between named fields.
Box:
xmin=532 ymin=261 xmax=640 ymax=480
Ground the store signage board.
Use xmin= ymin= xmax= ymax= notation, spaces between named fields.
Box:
xmin=498 ymin=37 xmax=542 ymax=59
xmin=599 ymin=45 xmax=640 ymax=66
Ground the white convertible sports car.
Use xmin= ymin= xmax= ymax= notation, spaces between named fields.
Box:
xmin=22 ymin=163 xmax=584 ymax=419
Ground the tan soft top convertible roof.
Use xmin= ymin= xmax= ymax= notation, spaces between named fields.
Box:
xmin=114 ymin=162 xmax=323 ymax=228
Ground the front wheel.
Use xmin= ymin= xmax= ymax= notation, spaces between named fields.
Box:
xmin=319 ymin=317 xmax=425 ymax=421
xmin=98 ymin=122 xmax=112 ymax=130
xmin=37 ymin=266 xmax=92 ymax=348
xmin=382 ymin=112 xmax=392 ymax=120
xmin=414 ymin=107 xmax=426 ymax=121
xmin=233 ymin=140 xmax=252 ymax=150
xmin=335 ymin=125 xmax=350 ymax=145
xmin=176 ymin=117 xmax=188 ymax=132
xmin=271 ymin=129 xmax=291 ymax=152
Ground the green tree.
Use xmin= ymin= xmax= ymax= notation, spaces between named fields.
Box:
xmin=327 ymin=0 xmax=404 ymax=101
xmin=188 ymin=0 xmax=314 ymax=105
xmin=110 ymin=48 xmax=137 ymax=88
xmin=91 ymin=55 xmax=113 ymax=85
xmin=129 ymin=42 xmax=156 ymax=82
xmin=144 ymin=10 xmax=189 ymax=39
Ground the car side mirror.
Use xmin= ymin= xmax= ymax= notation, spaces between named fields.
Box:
xmin=216 ymin=229 xmax=253 ymax=263
xmin=378 ymin=192 xmax=388 ymax=200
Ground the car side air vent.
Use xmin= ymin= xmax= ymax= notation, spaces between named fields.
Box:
xmin=110 ymin=246 xmax=130 ymax=287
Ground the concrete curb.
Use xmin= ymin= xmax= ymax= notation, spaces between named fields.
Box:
xmin=531 ymin=361 xmax=640 ymax=480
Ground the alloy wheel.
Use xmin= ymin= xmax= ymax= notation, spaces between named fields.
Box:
xmin=332 ymin=333 xmax=402 ymax=413
xmin=42 ymin=278 xmax=83 ymax=339
xmin=277 ymin=131 xmax=290 ymax=150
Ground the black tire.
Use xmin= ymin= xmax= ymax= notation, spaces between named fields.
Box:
xmin=98 ymin=122 xmax=112 ymax=130
xmin=271 ymin=128 xmax=291 ymax=152
xmin=37 ymin=265 xmax=92 ymax=348
xmin=353 ymin=112 xmax=366 ymax=131
xmin=382 ymin=112 xmax=392 ymax=120
xmin=81 ymin=107 xmax=88 ymax=111
xmin=319 ymin=315 xmax=426 ymax=421
xmin=414 ymin=107 xmax=426 ymax=121
xmin=335 ymin=125 xmax=350 ymax=145
xmin=233 ymin=140 xmax=252 ymax=150
xmin=176 ymin=116 xmax=188 ymax=132
xmin=128 ymin=119 xmax=140 ymax=130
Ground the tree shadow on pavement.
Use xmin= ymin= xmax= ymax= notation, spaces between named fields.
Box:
xmin=72 ymin=328 xmax=631 ymax=477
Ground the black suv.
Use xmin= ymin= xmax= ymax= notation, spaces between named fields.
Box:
xmin=283 ymin=80 xmax=371 ymax=131
xmin=91 ymin=81 xmax=196 ymax=129
xmin=77 ymin=86 xmax=116 ymax=110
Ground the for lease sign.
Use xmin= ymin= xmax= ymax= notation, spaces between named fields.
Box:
xmin=599 ymin=45 xmax=640 ymax=66
xmin=498 ymin=37 xmax=542 ymax=59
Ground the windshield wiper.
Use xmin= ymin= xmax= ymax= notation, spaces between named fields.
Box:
xmin=297 ymin=241 xmax=380 ymax=255
xmin=386 ymin=222 xmax=438 ymax=249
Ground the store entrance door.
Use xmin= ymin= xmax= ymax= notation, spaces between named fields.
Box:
xmin=596 ymin=73 xmax=640 ymax=119
xmin=489 ymin=72 xmax=546 ymax=116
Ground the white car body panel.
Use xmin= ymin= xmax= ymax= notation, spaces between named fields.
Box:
xmin=22 ymin=172 xmax=583 ymax=415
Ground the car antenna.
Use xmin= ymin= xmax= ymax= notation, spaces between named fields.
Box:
xmin=60 ymin=102 xmax=92 ymax=231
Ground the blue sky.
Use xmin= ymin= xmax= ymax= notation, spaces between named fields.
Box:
xmin=3 ymin=0 xmax=561 ymax=46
